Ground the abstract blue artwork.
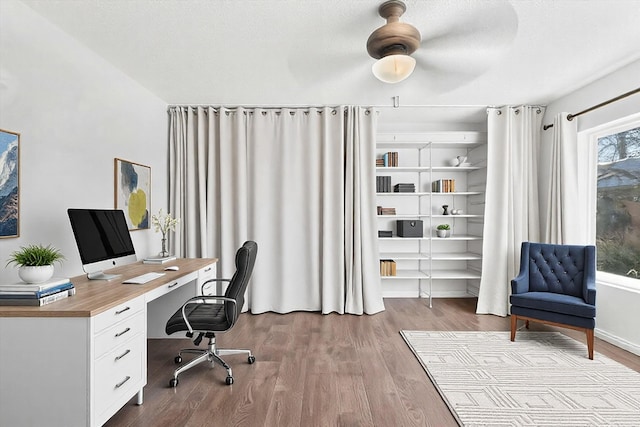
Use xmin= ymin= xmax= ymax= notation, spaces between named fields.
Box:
xmin=114 ymin=158 xmax=150 ymax=230
xmin=0 ymin=129 xmax=19 ymax=238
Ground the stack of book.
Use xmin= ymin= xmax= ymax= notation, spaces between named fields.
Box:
xmin=0 ymin=277 xmax=76 ymax=306
xmin=376 ymin=176 xmax=392 ymax=193
xmin=376 ymin=158 xmax=385 ymax=167
xmin=393 ymin=183 xmax=415 ymax=193
xmin=380 ymin=260 xmax=397 ymax=276
xmin=377 ymin=206 xmax=396 ymax=215
xmin=432 ymin=179 xmax=456 ymax=193
xmin=382 ymin=152 xmax=398 ymax=167
xmin=143 ymin=255 xmax=177 ymax=264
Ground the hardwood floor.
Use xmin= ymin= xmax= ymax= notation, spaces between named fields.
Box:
xmin=105 ymin=298 xmax=640 ymax=427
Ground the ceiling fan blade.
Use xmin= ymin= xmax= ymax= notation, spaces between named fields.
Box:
xmin=410 ymin=0 xmax=518 ymax=92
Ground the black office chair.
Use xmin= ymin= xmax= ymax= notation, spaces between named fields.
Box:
xmin=165 ymin=240 xmax=257 ymax=387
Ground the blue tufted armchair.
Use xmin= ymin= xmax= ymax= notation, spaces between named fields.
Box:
xmin=510 ymin=242 xmax=597 ymax=359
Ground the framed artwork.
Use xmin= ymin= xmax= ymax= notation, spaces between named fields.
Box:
xmin=114 ymin=158 xmax=151 ymax=230
xmin=0 ymin=129 xmax=20 ymax=238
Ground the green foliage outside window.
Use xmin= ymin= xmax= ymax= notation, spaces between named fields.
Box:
xmin=596 ymin=126 xmax=640 ymax=278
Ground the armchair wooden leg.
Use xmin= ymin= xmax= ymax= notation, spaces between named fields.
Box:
xmin=586 ymin=329 xmax=594 ymax=360
xmin=510 ymin=315 xmax=517 ymax=341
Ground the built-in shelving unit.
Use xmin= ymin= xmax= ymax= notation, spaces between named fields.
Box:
xmin=376 ymin=131 xmax=487 ymax=307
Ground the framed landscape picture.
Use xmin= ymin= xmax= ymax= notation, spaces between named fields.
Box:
xmin=0 ymin=129 xmax=19 ymax=238
xmin=114 ymin=158 xmax=150 ymax=230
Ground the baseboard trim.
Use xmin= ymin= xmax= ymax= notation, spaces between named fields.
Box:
xmin=595 ymin=327 xmax=640 ymax=356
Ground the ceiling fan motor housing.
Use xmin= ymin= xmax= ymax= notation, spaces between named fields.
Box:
xmin=367 ymin=0 xmax=421 ymax=59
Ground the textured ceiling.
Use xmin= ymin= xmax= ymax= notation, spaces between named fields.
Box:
xmin=18 ymin=0 xmax=640 ymax=117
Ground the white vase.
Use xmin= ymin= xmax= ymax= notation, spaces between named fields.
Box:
xmin=18 ymin=265 xmax=54 ymax=284
xmin=436 ymin=230 xmax=449 ymax=238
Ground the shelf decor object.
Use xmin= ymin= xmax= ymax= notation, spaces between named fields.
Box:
xmin=114 ymin=158 xmax=151 ymax=230
xmin=0 ymin=129 xmax=20 ymax=238
xmin=151 ymin=209 xmax=180 ymax=258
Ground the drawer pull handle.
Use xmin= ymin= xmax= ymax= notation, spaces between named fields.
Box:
xmin=115 ymin=327 xmax=131 ymax=338
xmin=168 ymin=282 xmax=179 ymax=288
xmin=115 ymin=306 xmax=131 ymax=315
xmin=115 ymin=349 xmax=131 ymax=361
xmin=204 ymin=267 xmax=212 ymax=272
xmin=115 ymin=376 xmax=131 ymax=389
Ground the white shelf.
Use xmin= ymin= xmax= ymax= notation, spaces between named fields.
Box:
xmin=430 ymin=252 xmax=482 ymax=261
xmin=376 ymin=166 xmax=430 ymax=172
xmin=380 ymin=252 xmax=430 ymax=260
xmin=432 ymin=214 xmax=484 ymax=218
xmin=432 ymin=235 xmax=482 ymax=241
xmin=376 ymin=192 xmax=431 ymax=196
xmin=376 ymin=166 xmax=482 ymax=172
xmin=376 ymin=132 xmax=486 ymax=147
xmin=377 ymin=215 xmax=430 ymax=219
xmin=379 ymin=236 xmax=431 ymax=241
xmin=380 ymin=270 xmax=429 ymax=279
xmin=429 ymin=191 xmax=483 ymax=196
xmin=430 ymin=166 xmax=483 ymax=171
xmin=430 ymin=269 xmax=482 ymax=280
xmin=376 ymin=141 xmax=431 ymax=149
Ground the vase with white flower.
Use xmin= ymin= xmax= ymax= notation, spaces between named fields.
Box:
xmin=151 ymin=209 xmax=180 ymax=257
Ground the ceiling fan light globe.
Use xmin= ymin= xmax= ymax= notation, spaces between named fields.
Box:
xmin=372 ymin=54 xmax=416 ymax=83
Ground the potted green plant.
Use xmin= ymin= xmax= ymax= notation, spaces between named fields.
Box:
xmin=6 ymin=244 xmax=65 ymax=283
xmin=436 ymin=224 xmax=450 ymax=238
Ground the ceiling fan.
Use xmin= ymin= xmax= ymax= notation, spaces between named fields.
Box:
xmin=365 ymin=0 xmax=518 ymax=86
xmin=366 ymin=0 xmax=421 ymax=83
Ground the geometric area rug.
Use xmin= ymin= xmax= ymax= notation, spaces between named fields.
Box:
xmin=400 ymin=331 xmax=640 ymax=426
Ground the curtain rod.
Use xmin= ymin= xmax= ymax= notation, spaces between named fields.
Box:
xmin=167 ymin=104 xmax=487 ymax=109
xmin=167 ymin=104 xmax=342 ymax=110
xmin=543 ymin=86 xmax=640 ymax=130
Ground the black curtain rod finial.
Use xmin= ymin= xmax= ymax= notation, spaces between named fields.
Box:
xmin=542 ymin=86 xmax=640 ymax=130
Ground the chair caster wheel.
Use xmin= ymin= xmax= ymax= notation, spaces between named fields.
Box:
xmin=225 ymin=376 xmax=234 ymax=385
xmin=169 ymin=378 xmax=179 ymax=388
xmin=248 ymin=355 xmax=256 ymax=364
xmin=174 ymin=356 xmax=182 ymax=364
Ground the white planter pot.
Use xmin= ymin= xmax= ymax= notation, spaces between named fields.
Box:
xmin=436 ymin=230 xmax=449 ymax=238
xmin=18 ymin=265 xmax=54 ymax=283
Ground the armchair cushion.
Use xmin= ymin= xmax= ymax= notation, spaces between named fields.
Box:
xmin=510 ymin=292 xmax=595 ymax=319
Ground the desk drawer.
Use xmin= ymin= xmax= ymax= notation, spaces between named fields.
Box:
xmin=198 ymin=263 xmax=217 ymax=293
xmin=145 ymin=271 xmax=197 ymax=303
xmin=95 ymin=310 xmax=145 ymax=359
xmin=94 ymin=333 xmax=144 ymax=417
xmin=94 ymin=296 xmax=145 ymax=333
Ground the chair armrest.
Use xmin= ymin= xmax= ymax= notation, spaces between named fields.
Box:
xmin=180 ymin=295 xmax=237 ymax=334
xmin=583 ymin=245 xmax=597 ymax=305
xmin=511 ymin=272 xmax=530 ymax=294
xmin=201 ymin=278 xmax=231 ymax=294
xmin=511 ymin=241 xmax=531 ymax=294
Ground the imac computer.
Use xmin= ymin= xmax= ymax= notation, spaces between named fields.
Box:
xmin=68 ymin=208 xmax=138 ymax=280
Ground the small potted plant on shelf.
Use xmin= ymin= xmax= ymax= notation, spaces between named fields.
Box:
xmin=436 ymin=224 xmax=450 ymax=238
xmin=6 ymin=244 xmax=65 ymax=283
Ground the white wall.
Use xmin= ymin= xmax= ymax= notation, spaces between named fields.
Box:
xmin=0 ymin=0 xmax=168 ymax=284
xmin=539 ymin=58 xmax=640 ymax=355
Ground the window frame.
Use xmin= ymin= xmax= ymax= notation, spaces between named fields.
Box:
xmin=580 ymin=111 xmax=640 ymax=292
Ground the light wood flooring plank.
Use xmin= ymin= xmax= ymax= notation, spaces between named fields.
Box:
xmin=104 ymin=298 xmax=640 ymax=427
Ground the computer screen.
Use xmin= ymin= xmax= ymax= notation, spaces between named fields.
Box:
xmin=67 ymin=208 xmax=137 ymax=280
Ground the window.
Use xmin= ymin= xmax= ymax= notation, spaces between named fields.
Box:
xmin=596 ymin=122 xmax=640 ymax=281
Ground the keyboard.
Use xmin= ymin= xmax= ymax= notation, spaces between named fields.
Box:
xmin=123 ymin=272 xmax=166 ymax=284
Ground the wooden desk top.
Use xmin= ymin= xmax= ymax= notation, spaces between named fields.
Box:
xmin=0 ymin=258 xmax=217 ymax=318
